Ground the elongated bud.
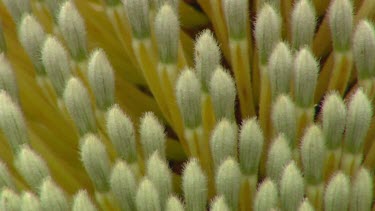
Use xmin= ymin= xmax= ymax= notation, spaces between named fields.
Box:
xmin=328 ymin=0 xmax=353 ymax=51
xmin=147 ymin=152 xmax=172 ymax=209
xmin=194 ymin=30 xmax=221 ymax=91
xmin=136 ymin=179 xmax=161 ymax=211
xmin=254 ymin=179 xmax=278 ymax=211
xmin=72 ymin=190 xmax=97 ymax=211
xmin=298 ymin=199 xmax=314 ymax=211
xmin=139 ymin=112 xmax=166 ymax=159
xmin=2 ymin=0 xmax=31 ymax=23
xmin=166 ymin=196 xmax=184 ymax=211
xmin=154 ymin=4 xmax=179 ymax=64
xmin=15 ymin=145 xmax=49 ymax=191
xmin=266 ymin=134 xmax=292 ymax=182
xmin=41 ymin=36 xmax=72 ymax=98
xmin=182 ymin=159 xmax=207 ymax=211
xmin=216 ymin=158 xmax=241 ymax=211
xmin=280 ymin=161 xmax=304 ymax=211
xmin=294 ymin=47 xmax=318 ymax=108
xmin=88 ymin=49 xmax=115 ymax=111
xmin=324 ymin=172 xmax=350 ymax=211
xmin=268 ymin=42 xmax=293 ymax=98
xmin=0 ymin=55 xmax=18 ymax=102
xmin=45 ymin=0 xmax=66 ymax=21
xmin=353 ymin=20 xmax=375 ymax=79
xmin=322 ymin=92 xmax=346 ymax=149
xmin=63 ymin=77 xmax=97 ymax=136
xmin=0 ymin=22 xmax=6 ymax=53
xmin=19 ymin=15 xmax=46 ymax=75
xmin=124 ymin=0 xmax=150 ymax=39
xmin=344 ymin=89 xmax=372 ymax=153
xmin=81 ymin=134 xmax=111 ymax=192
xmin=272 ymin=95 xmax=296 ymax=147
xmin=209 ymin=67 xmax=236 ymax=121
xmin=40 ymin=177 xmax=69 ymax=211
xmin=0 ymin=188 xmax=20 ymax=211
xmin=110 ymin=161 xmax=137 ymax=211
xmin=239 ymin=118 xmax=263 ymax=175
xmin=58 ymin=1 xmax=88 ymax=61
xmin=106 ymin=105 xmax=137 ymax=163
xmin=176 ymin=69 xmax=202 ymax=129
xmin=210 ymin=119 xmax=237 ymax=168
xmin=350 ymin=168 xmax=373 ymax=211
xmin=223 ymin=0 xmax=248 ymax=40
xmin=301 ymin=125 xmax=325 ymax=184
xmin=0 ymin=161 xmax=15 ymax=190
xmin=291 ymin=0 xmax=316 ymax=49
xmin=211 ymin=196 xmax=230 ymax=211
xmin=255 ymin=4 xmax=281 ymax=64
xmin=21 ymin=192 xmax=41 ymax=211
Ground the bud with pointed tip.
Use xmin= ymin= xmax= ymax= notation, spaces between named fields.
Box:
xmin=350 ymin=168 xmax=373 ymax=211
xmin=194 ymin=30 xmax=221 ymax=92
xmin=176 ymin=69 xmax=202 ymax=129
xmin=0 ymin=161 xmax=15 ymax=190
xmin=258 ymin=0 xmax=280 ymax=11
xmin=0 ymin=188 xmax=20 ymax=211
xmin=211 ymin=195 xmax=230 ymax=211
xmin=266 ymin=134 xmax=292 ymax=182
xmin=209 ymin=67 xmax=236 ymax=121
xmin=254 ymin=179 xmax=278 ymax=211
xmin=81 ymin=134 xmax=111 ymax=192
xmin=291 ymin=0 xmax=316 ymax=49
xmin=45 ymin=0 xmax=67 ymax=21
xmin=106 ymin=105 xmax=137 ymax=163
xmin=328 ymin=0 xmax=353 ymax=51
xmin=40 ymin=177 xmax=69 ymax=211
xmin=272 ymin=95 xmax=296 ymax=147
xmin=63 ymin=77 xmax=97 ymax=136
xmin=222 ymin=0 xmax=248 ymax=40
xmin=280 ymin=161 xmax=304 ymax=211
xmin=0 ymin=55 xmax=18 ymax=102
xmin=72 ymin=190 xmax=97 ymax=211
xmin=124 ymin=0 xmax=150 ymax=39
xmin=2 ymin=0 xmax=31 ymax=22
xmin=324 ymin=172 xmax=350 ymax=211
xmin=166 ymin=196 xmax=184 ymax=211
xmin=139 ymin=112 xmax=166 ymax=159
xmin=298 ymin=199 xmax=314 ymax=211
xmin=136 ymin=179 xmax=161 ymax=211
xmin=21 ymin=192 xmax=41 ymax=211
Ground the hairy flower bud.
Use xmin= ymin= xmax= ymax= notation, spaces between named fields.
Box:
xmin=0 ymin=54 xmax=18 ymax=102
xmin=324 ymin=172 xmax=350 ymax=211
xmin=211 ymin=196 xmax=230 ymax=211
xmin=328 ymin=0 xmax=353 ymax=51
xmin=0 ymin=188 xmax=20 ymax=211
xmin=40 ymin=177 xmax=69 ymax=211
xmin=272 ymin=95 xmax=296 ymax=147
xmin=136 ymin=179 xmax=161 ymax=211
xmin=139 ymin=112 xmax=166 ymax=159
xmin=222 ymin=0 xmax=248 ymax=40
xmin=350 ymin=168 xmax=373 ymax=211
xmin=280 ymin=161 xmax=304 ymax=211
xmin=2 ymin=0 xmax=31 ymax=22
xmin=166 ymin=196 xmax=184 ymax=211
xmin=254 ymin=179 xmax=278 ymax=211
xmin=72 ymin=190 xmax=97 ymax=211
xmin=21 ymin=192 xmax=41 ymax=211
xmin=124 ymin=0 xmax=150 ymax=39
xmin=291 ymin=0 xmax=316 ymax=49
xmin=266 ymin=134 xmax=292 ymax=182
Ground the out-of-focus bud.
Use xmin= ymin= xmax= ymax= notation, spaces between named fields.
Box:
xmin=123 ymin=0 xmax=150 ymax=39
xmin=211 ymin=195 xmax=230 ymax=211
xmin=40 ymin=177 xmax=69 ymax=211
xmin=166 ymin=196 xmax=184 ymax=211
xmin=350 ymin=168 xmax=373 ymax=211
xmin=2 ymin=0 xmax=31 ymax=23
xmin=72 ymin=190 xmax=97 ymax=211
xmin=21 ymin=192 xmax=41 ymax=211
xmin=328 ymin=0 xmax=353 ymax=51
xmin=136 ymin=179 xmax=161 ymax=211
xmin=0 ymin=188 xmax=20 ymax=211
xmin=291 ymin=0 xmax=316 ymax=49
xmin=0 ymin=161 xmax=15 ymax=190
xmin=222 ymin=0 xmax=248 ymax=40
xmin=298 ymin=198 xmax=314 ymax=211
xmin=139 ymin=112 xmax=166 ymax=159
xmin=0 ymin=55 xmax=18 ymax=102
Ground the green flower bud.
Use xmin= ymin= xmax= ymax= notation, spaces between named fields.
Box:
xmin=182 ymin=159 xmax=207 ymax=211
xmin=266 ymin=134 xmax=292 ymax=182
xmin=21 ymin=192 xmax=41 ymax=211
xmin=258 ymin=0 xmax=280 ymax=11
xmin=291 ymin=0 xmax=316 ymax=49
xmin=136 ymin=179 xmax=161 ymax=211
xmin=123 ymin=0 xmax=150 ymax=39
xmin=88 ymin=49 xmax=115 ymax=111
xmin=72 ymin=190 xmax=97 ymax=211
xmin=255 ymin=4 xmax=281 ymax=64
xmin=216 ymin=158 xmax=241 ymax=211
xmin=194 ymin=30 xmax=221 ymax=92
xmin=40 ymin=177 xmax=69 ymax=211
xmin=353 ymin=20 xmax=375 ymax=79
xmin=110 ymin=160 xmax=137 ymax=211
xmin=2 ymin=0 xmax=31 ymax=23
xmin=41 ymin=36 xmax=72 ymax=98
xmin=0 ymin=54 xmax=18 ymax=102
xmin=0 ymin=161 xmax=15 ymax=190
xmin=63 ymin=77 xmax=97 ymax=136
xmin=0 ymin=22 xmax=6 ymax=53
xmin=222 ymin=0 xmax=248 ymax=40
xmin=210 ymin=119 xmax=237 ymax=168
xmin=176 ymin=69 xmax=202 ymax=129
xmin=350 ymin=168 xmax=373 ymax=211
xmin=154 ymin=4 xmax=179 ymax=64
xmin=58 ymin=1 xmax=88 ymax=61
xmin=211 ymin=196 xmax=230 ymax=211
xmin=139 ymin=112 xmax=166 ymax=159
xmin=298 ymin=199 xmax=314 ymax=211
xmin=166 ymin=196 xmax=184 ymax=211
xmin=239 ymin=118 xmax=264 ymax=175
xmin=268 ymin=42 xmax=293 ymax=98
xmin=18 ymin=15 xmax=46 ymax=75
xmin=45 ymin=0 xmax=66 ymax=21
xmin=344 ymin=89 xmax=372 ymax=153
xmin=0 ymin=188 xmax=20 ymax=211
xmin=271 ymin=95 xmax=296 ymax=147
xmin=301 ymin=125 xmax=325 ymax=185
xmin=106 ymin=105 xmax=137 ymax=163
xmin=328 ymin=0 xmax=353 ymax=51
xmin=324 ymin=172 xmax=350 ymax=211
xmin=147 ymin=152 xmax=172 ymax=209
xmin=80 ymin=134 xmax=111 ymax=192
xmin=280 ymin=161 xmax=304 ymax=211
xmin=294 ymin=47 xmax=318 ymax=108
xmin=322 ymin=92 xmax=346 ymax=149
xmin=209 ymin=67 xmax=236 ymax=121
xmin=254 ymin=179 xmax=278 ymax=211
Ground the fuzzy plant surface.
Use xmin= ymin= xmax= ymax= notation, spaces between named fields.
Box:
xmin=0 ymin=0 xmax=374 ymax=210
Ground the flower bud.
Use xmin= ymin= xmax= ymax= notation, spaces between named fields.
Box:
xmin=0 ymin=161 xmax=15 ymax=190
xmin=63 ymin=77 xmax=97 ymax=136
xmin=123 ymin=0 xmax=150 ymax=39
xmin=272 ymin=95 xmax=296 ymax=147
xmin=58 ymin=1 xmax=88 ymax=61
xmin=239 ymin=118 xmax=263 ymax=175
xmin=106 ymin=105 xmax=137 ymax=163
xmin=40 ymin=177 xmax=69 ymax=211
xmin=176 ymin=69 xmax=202 ymax=129
xmin=266 ymin=134 xmax=292 ymax=182
xmin=80 ymin=134 xmax=111 ymax=192
xmin=0 ymin=54 xmax=18 ymax=102
xmin=291 ymin=0 xmax=316 ymax=49
xmin=182 ymin=159 xmax=207 ymax=211
xmin=211 ymin=195 xmax=230 ymax=211
xmin=209 ymin=67 xmax=236 ymax=121
xmin=194 ymin=30 xmax=221 ymax=92
xmin=328 ymin=0 xmax=353 ymax=51
xmin=222 ymin=0 xmax=248 ymax=40
xmin=45 ymin=0 xmax=66 ymax=21
xmin=350 ymin=168 xmax=373 ymax=211
xmin=0 ymin=188 xmax=20 ymax=211
xmin=166 ymin=196 xmax=184 ymax=211
xmin=136 ymin=179 xmax=161 ymax=211
xmin=21 ymin=192 xmax=41 ymax=211
xmin=280 ymin=161 xmax=304 ymax=211
xmin=72 ymin=190 xmax=97 ymax=211
xmin=254 ymin=179 xmax=278 ymax=211
xmin=324 ymin=172 xmax=350 ymax=211
xmin=298 ymin=199 xmax=314 ymax=211
xmin=139 ymin=112 xmax=166 ymax=159
xmin=258 ymin=0 xmax=280 ymax=11
xmin=88 ymin=49 xmax=115 ymax=111
xmin=2 ymin=0 xmax=31 ymax=23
